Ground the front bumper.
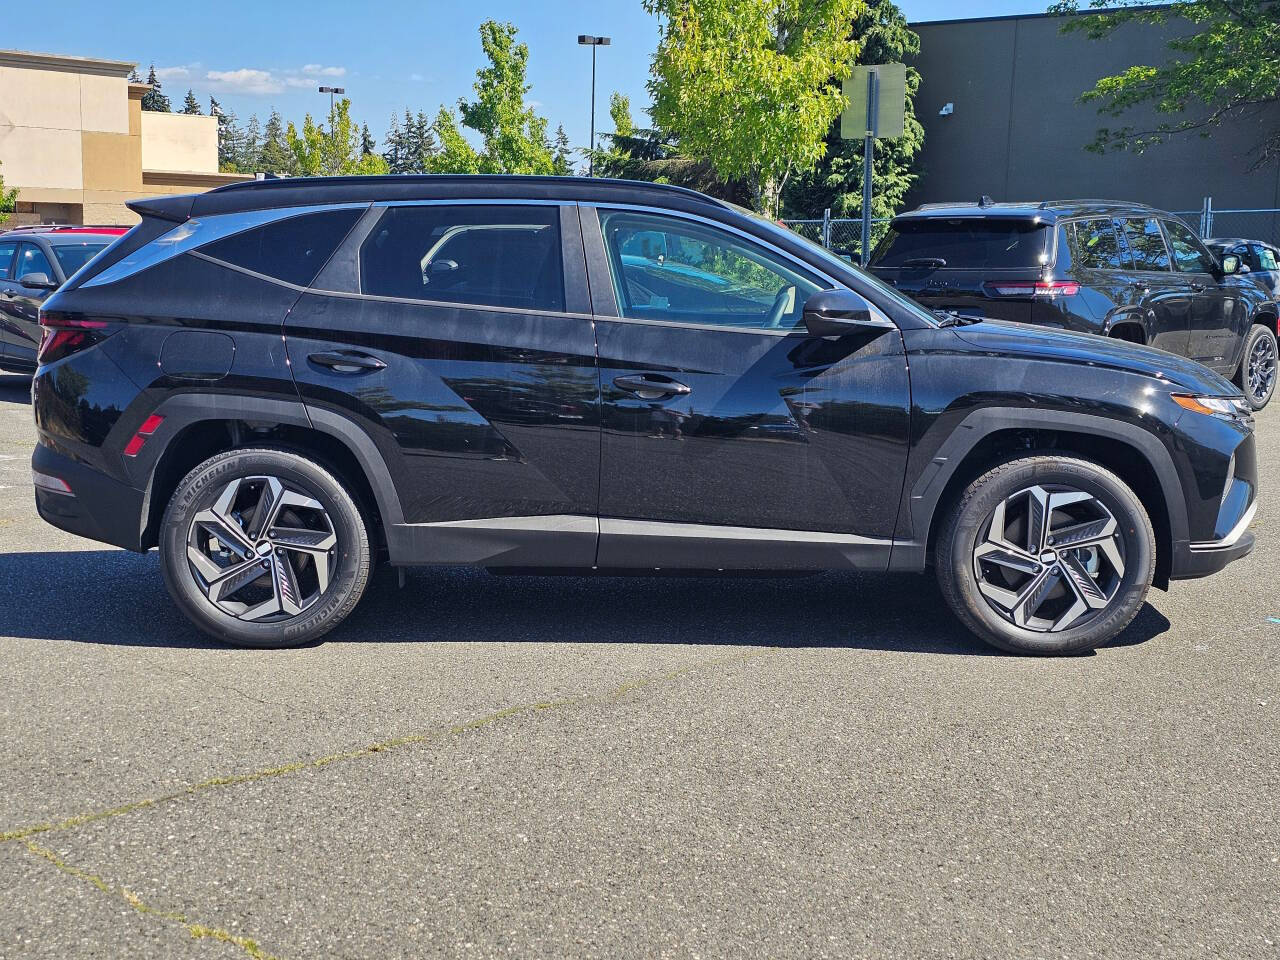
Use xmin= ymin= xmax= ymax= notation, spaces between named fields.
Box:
xmin=32 ymin=441 xmax=147 ymax=552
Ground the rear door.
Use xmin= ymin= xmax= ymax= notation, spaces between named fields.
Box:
xmin=586 ymin=205 xmax=910 ymax=570
xmin=1162 ymin=217 xmax=1244 ymax=370
xmin=285 ymin=201 xmax=601 ymax=566
xmin=1117 ymin=216 xmax=1190 ymax=357
xmin=0 ymin=240 xmax=17 ymax=363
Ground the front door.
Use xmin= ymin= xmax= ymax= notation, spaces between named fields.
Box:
xmin=1118 ymin=216 xmax=1192 ymax=357
xmin=0 ymin=240 xmax=20 ymax=364
xmin=584 ymin=206 xmax=911 ymax=570
xmin=1162 ymin=218 xmax=1244 ymax=372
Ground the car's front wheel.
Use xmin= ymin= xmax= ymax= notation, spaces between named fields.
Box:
xmin=1236 ymin=322 xmax=1277 ymax=411
xmin=936 ymin=456 xmax=1156 ymax=655
xmin=159 ymin=448 xmax=371 ymax=648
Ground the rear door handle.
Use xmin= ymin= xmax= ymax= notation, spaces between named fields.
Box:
xmin=613 ymin=374 xmax=691 ymax=400
xmin=308 ymin=350 xmax=386 ymax=373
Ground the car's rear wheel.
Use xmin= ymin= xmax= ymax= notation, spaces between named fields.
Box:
xmin=936 ymin=456 xmax=1155 ymax=655
xmin=159 ymin=448 xmax=371 ymax=648
xmin=1235 ymin=322 xmax=1277 ymax=411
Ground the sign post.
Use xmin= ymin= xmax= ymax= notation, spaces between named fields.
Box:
xmin=840 ymin=63 xmax=906 ymax=265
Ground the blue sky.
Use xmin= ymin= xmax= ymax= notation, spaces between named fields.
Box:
xmin=8 ymin=0 xmax=1042 ymax=157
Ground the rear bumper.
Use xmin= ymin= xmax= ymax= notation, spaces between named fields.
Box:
xmin=32 ymin=442 xmax=147 ymax=551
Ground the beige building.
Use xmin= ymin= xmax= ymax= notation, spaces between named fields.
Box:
xmin=0 ymin=49 xmax=253 ymax=226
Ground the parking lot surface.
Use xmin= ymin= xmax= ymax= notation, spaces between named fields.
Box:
xmin=1 ymin=370 xmax=1277 ymax=959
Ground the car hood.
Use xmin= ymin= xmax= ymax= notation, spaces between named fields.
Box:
xmin=950 ymin=320 xmax=1240 ymax=396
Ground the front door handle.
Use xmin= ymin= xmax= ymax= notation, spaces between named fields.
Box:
xmin=1189 ymin=282 xmax=1207 ymax=292
xmin=613 ymin=373 xmax=691 ymax=400
xmin=308 ymin=350 xmax=387 ymax=374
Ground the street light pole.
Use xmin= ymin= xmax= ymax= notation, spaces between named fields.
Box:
xmin=318 ymin=85 xmax=345 ymax=175
xmin=577 ymin=35 xmax=611 ymax=177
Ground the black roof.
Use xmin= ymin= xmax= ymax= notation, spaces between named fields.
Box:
xmin=894 ymin=199 xmax=1170 ymax=223
xmin=130 ymin=174 xmax=733 ymax=222
xmin=1205 ymin=237 xmax=1276 ymax=249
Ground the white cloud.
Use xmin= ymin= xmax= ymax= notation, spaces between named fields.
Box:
xmin=302 ymin=64 xmax=346 ymax=77
xmin=206 ymin=68 xmax=284 ymax=96
xmin=153 ymin=65 xmax=194 ymax=82
xmin=172 ymin=63 xmax=350 ymax=97
xmin=409 ymin=73 xmax=426 ymax=83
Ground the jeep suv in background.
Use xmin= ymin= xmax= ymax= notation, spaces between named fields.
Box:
xmin=868 ymin=201 xmax=1278 ymax=410
xmin=30 ymin=176 xmax=1260 ymax=655
xmin=0 ymin=225 xmax=127 ymax=374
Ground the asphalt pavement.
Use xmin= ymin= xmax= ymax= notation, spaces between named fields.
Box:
xmin=1 ymin=370 xmax=1276 ymax=959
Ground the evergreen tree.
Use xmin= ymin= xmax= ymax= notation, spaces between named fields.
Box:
xmin=210 ymin=97 xmax=244 ymax=172
xmin=551 ymin=124 xmax=573 ymax=175
xmin=781 ymin=0 xmax=925 ymax=236
xmin=361 ymin=123 xmax=376 ymax=157
xmin=259 ymin=110 xmax=294 ymax=174
xmin=128 ymin=66 xmax=142 ymax=83
xmin=410 ymin=110 xmax=437 ymax=169
xmin=181 ymin=90 xmax=202 ymax=115
xmin=141 ymin=64 xmax=171 ymax=112
xmin=239 ymin=115 xmax=262 ymax=172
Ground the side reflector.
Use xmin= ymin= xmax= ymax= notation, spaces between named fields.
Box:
xmin=122 ymin=414 xmax=165 ymax=458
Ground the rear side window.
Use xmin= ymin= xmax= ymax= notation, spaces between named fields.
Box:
xmin=872 ymin=219 xmax=1050 ymax=269
xmin=1064 ymin=219 xmax=1125 ymax=270
xmin=0 ymin=242 xmax=15 ymax=280
xmin=200 ymin=208 xmax=362 ymax=287
xmin=360 ymin=205 xmax=564 ymax=312
xmin=1120 ymin=218 xmax=1170 ymax=271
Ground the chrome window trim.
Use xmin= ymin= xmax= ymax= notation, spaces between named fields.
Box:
xmin=305 ymin=284 xmax=595 ymax=322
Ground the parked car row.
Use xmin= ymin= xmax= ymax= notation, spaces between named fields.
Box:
xmin=23 ymin=176 xmax=1259 ymax=657
xmin=867 ymin=199 xmax=1278 ymax=410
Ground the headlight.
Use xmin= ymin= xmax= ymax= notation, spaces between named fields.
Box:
xmin=1172 ymin=393 xmax=1253 ymax=422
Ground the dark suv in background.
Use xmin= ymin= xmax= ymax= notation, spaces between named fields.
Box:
xmin=30 ymin=176 xmax=1259 ymax=655
xmin=868 ymin=201 xmax=1277 ymax=410
xmin=0 ymin=226 xmax=126 ymax=373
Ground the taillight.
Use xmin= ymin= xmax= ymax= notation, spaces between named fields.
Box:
xmin=37 ymin=310 xmax=114 ymax=365
xmin=983 ymin=280 xmax=1080 ymax=298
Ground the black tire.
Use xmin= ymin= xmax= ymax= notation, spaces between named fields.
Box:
xmin=159 ymin=448 xmax=371 ymax=648
xmin=936 ymin=456 xmax=1156 ymax=655
xmin=1234 ymin=322 xmax=1277 ymax=411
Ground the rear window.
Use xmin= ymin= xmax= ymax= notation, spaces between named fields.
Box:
xmin=872 ymin=218 xmax=1050 ymax=269
xmin=359 ymin=205 xmax=564 ymax=312
xmin=199 ymin=208 xmax=363 ymax=287
xmin=51 ymin=243 xmax=109 ymax=277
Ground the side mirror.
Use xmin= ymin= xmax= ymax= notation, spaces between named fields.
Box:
xmin=802 ymin=289 xmax=895 ymax=337
xmin=1221 ymin=254 xmax=1241 ymax=276
xmin=18 ymin=272 xmax=56 ymax=290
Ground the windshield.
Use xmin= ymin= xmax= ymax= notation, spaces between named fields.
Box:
xmin=51 ymin=243 xmax=109 ymax=276
xmin=873 ymin=218 xmax=1051 ymax=269
xmin=734 ymin=206 xmax=940 ymax=327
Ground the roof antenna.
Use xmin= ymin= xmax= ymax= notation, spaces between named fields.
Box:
xmin=978 ymin=195 xmax=994 ymax=208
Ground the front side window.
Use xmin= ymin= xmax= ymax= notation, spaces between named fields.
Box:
xmin=1065 ymin=219 xmax=1125 ymax=270
xmin=200 ymin=208 xmax=363 ymax=287
xmin=598 ymin=210 xmax=823 ymax=330
xmin=16 ymin=244 xmax=55 ymax=281
xmin=1161 ymin=219 xmax=1214 ymax=274
xmin=1121 ymin=218 xmax=1170 ymax=272
xmin=360 ymin=205 xmax=564 ymax=312
xmin=0 ymin=242 xmax=16 ymax=280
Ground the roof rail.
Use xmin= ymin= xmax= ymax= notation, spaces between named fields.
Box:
xmin=0 ymin=223 xmax=129 ymax=234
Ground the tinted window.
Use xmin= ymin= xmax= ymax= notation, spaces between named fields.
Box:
xmin=1065 ymin=219 xmax=1125 ymax=269
xmin=0 ymin=242 xmax=15 ymax=280
xmin=1256 ymin=245 xmax=1278 ymax=271
xmin=1162 ymin=219 xmax=1214 ymax=274
xmin=51 ymin=243 xmax=108 ymax=277
xmin=360 ymin=205 xmax=564 ymax=312
xmin=599 ymin=210 xmax=824 ymax=330
xmin=872 ymin=219 xmax=1050 ymax=269
xmin=201 ymin=208 xmax=362 ymax=287
xmin=1121 ymin=218 xmax=1170 ymax=271
xmin=16 ymin=243 xmax=55 ymax=281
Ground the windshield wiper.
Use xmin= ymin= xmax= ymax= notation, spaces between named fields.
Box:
xmin=902 ymin=257 xmax=947 ymax=268
xmin=934 ymin=309 xmax=982 ymax=328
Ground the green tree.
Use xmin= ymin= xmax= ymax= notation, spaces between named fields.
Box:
xmin=128 ymin=66 xmax=141 ymax=83
xmin=259 ymin=110 xmax=295 ymax=174
xmin=644 ymin=0 xmax=862 ymax=216
xmin=141 ymin=64 xmax=171 ymax=112
xmin=551 ymin=124 xmax=573 ymax=175
xmin=181 ymin=90 xmax=202 ymax=115
xmin=453 ymin=20 xmax=555 ymax=174
xmin=210 ymin=97 xmax=244 ymax=172
xmin=286 ymin=98 xmax=390 ymax=176
xmin=610 ymin=92 xmax=634 ymax=139
xmin=361 ymin=123 xmax=376 ymax=157
xmin=239 ymin=115 xmax=262 ymax=172
xmin=425 ymin=107 xmax=483 ymax=174
xmin=782 ymin=0 xmax=924 ymax=233
xmin=0 ymin=160 xmax=18 ymax=227
xmin=1052 ymin=0 xmax=1280 ymax=164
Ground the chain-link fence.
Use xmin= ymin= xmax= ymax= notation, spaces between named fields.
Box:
xmin=780 ymin=199 xmax=1280 ymax=258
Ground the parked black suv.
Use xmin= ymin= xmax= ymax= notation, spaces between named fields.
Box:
xmin=868 ymin=201 xmax=1278 ymax=410
xmin=32 ymin=177 xmax=1259 ymax=654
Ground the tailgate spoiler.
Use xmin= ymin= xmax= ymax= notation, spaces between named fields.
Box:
xmin=126 ymin=194 xmax=195 ymax=223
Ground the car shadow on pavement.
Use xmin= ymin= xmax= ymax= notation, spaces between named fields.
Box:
xmin=0 ymin=373 xmax=32 ymax=404
xmin=0 ymin=550 xmax=1171 ymax=656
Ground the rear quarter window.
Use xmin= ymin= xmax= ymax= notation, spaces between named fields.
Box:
xmin=872 ymin=218 xmax=1050 ymax=269
xmin=199 ymin=208 xmax=363 ymax=287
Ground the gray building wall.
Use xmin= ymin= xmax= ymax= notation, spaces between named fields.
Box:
xmin=905 ymin=12 xmax=1280 ymax=215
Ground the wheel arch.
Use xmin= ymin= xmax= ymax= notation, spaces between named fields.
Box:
xmin=1104 ymin=308 xmax=1148 ymax=344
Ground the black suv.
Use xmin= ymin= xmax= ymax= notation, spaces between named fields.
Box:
xmin=32 ymin=176 xmax=1259 ymax=654
xmin=0 ymin=226 xmax=125 ymax=373
xmin=868 ymin=201 xmax=1278 ymax=410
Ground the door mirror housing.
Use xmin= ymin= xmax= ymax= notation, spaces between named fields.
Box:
xmin=802 ymin=289 xmax=894 ymax=337
xmin=18 ymin=271 xmax=56 ymax=290
xmin=1220 ymin=254 xmax=1242 ymax=276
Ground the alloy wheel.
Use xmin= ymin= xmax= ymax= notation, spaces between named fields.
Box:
xmin=186 ymin=476 xmax=337 ymax=622
xmin=972 ymin=484 xmax=1126 ymax=633
xmin=1247 ymin=331 xmax=1277 ymax=405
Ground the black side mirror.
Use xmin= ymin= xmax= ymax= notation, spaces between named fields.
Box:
xmin=802 ymin=289 xmax=895 ymax=337
xmin=18 ymin=272 xmax=56 ymax=291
